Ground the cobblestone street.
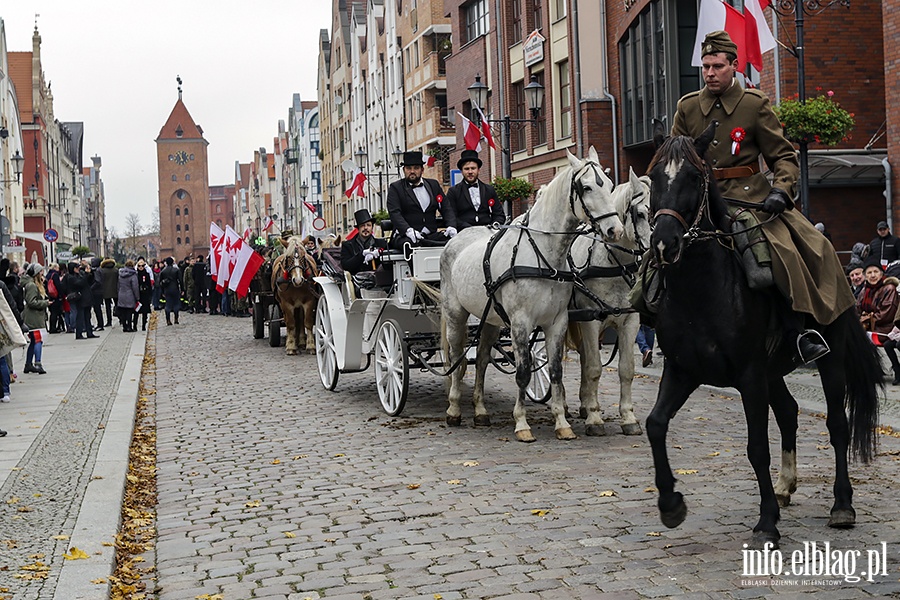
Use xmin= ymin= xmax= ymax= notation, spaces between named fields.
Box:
xmin=149 ymin=313 xmax=900 ymax=599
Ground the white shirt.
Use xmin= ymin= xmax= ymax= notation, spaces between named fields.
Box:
xmin=468 ymin=184 xmax=481 ymax=211
xmin=411 ymin=183 xmax=430 ymax=211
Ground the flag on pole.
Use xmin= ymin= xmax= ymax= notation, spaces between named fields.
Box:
xmin=458 ymin=112 xmax=482 ymax=151
xmin=473 ymin=104 xmax=496 ymax=150
xmin=866 ymin=331 xmax=886 ymax=347
xmin=209 ymin=222 xmax=225 ymax=282
xmin=216 ymin=226 xmax=241 ymax=293
xmin=692 ymin=0 xmax=748 ymax=72
xmin=228 ymin=238 xmax=265 ymax=298
xmin=262 ymin=216 xmax=275 ymax=232
xmin=743 ymin=0 xmax=776 ymax=71
xmin=242 ymin=226 xmax=252 ymax=241
xmin=426 ymin=155 xmax=437 ymax=167
xmin=304 ymin=201 xmax=317 ymax=214
xmin=345 ymin=169 xmax=367 ymax=198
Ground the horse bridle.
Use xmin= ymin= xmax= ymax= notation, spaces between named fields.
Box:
xmin=281 ymin=248 xmax=314 ymax=283
xmin=651 ymin=169 xmax=711 ymax=264
xmin=626 ymin=189 xmax=650 ymax=254
xmin=570 ymin=161 xmax=618 ymax=232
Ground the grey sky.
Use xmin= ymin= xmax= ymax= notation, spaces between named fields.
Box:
xmin=2 ymin=1 xmax=330 ymax=236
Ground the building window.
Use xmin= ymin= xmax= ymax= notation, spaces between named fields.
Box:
xmin=405 ymin=48 xmax=411 ymax=72
xmin=533 ymin=0 xmax=543 ymax=31
xmin=185 ymin=236 xmax=190 ymax=244
xmin=464 ymin=0 xmax=489 ymax=43
xmin=184 ymin=206 xmax=189 ymax=215
xmin=175 ymin=207 xmax=180 ymax=216
xmin=558 ymin=60 xmax=571 ymax=139
xmin=534 ymin=71 xmax=547 ymax=145
xmin=511 ymin=0 xmax=522 ymax=44
xmin=177 ymin=237 xmax=182 ymax=245
xmin=554 ymin=0 xmax=566 ymax=20
xmin=176 ymin=224 xmax=181 ymax=232
xmin=416 ymin=95 xmax=423 ymax=121
xmin=185 ymin=174 xmax=191 ymax=181
xmin=216 ymin=204 xmax=222 ymax=214
xmin=185 ymin=224 xmax=190 ymax=231
xmin=511 ymin=81 xmax=526 ymax=152
xmin=414 ymin=41 xmax=420 ymax=67
xmin=172 ymin=175 xmax=177 ymax=181
xmin=177 ymin=190 xmax=186 ymax=199
xmin=620 ymin=0 xmax=686 ymax=146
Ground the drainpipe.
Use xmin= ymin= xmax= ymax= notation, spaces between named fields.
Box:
xmin=599 ymin=0 xmax=620 ymax=183
xmin=884 ymin=157 xmax=893 ymax=231
xmin=494 ymin=0 xmax=506 ymax=179
xmin=572 ymin=0 xmax=584 ymax=157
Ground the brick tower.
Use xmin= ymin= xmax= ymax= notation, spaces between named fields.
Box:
xmin=156 ymin=78 xmax=210 ymax=259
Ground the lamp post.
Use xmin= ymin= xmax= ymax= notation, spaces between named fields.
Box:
xmin=298 ymin=180 xmax=309 ymax=233
xmin=773 ymin=0 xmax=851 ymax=220
xmin=392 ymin=146 xmax=404 ymax=176
xmin=0 ymin=147 xmax=24 ymax=252
xmin=468 ymin=74 xmax=545 ymax=214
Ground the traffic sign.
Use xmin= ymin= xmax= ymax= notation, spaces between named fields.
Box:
xmin=56 ymin=251 xmax=74 ymax=262
xmin=43 ymin=228 xmax=59 ymax=243
xmin=312 ymin=217 xmax=326 ymax=232
xmin=451 ymin=169 xmax=462 ymax=187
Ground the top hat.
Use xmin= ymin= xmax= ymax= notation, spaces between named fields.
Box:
xmin=354 ymin=209 xmax=375 ymax=228
xmin=457 ymin=149 xmax=483 ymax=170
xmin=401 ymin=151 xmax=425 ymax=166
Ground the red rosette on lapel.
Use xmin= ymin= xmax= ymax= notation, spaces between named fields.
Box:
xmin=730 ymin=127 xmax=746 ymax=156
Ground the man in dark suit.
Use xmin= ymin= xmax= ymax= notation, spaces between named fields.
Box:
xmin=341 ymin=209 xmax=388 ymax=275
xmin=442 ymin=149 xmax=505 ymax=234
xmin=386 ymin=150 xmax=447 ymax=250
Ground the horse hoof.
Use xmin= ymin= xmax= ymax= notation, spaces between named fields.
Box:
xmin=776 ymin=493 xmax=791 ymax=508
xmin=555 ymin=427 xmax=577 ymax=440
xmin=584 ymin=424 xmax=607 ymax=437
xmin=473 ymin=415 xmax=492 ymax=427
xmin=307 ymin=348 xmax=316 ymax=355
xmin=621 ymin=422 xmax=643 ymax=436
xmin=515 ymin=430 xmax=536 ymax=443
xmin=579 ymin=407 xmax=588 ymax=420
xmin=446 ymin=415 xmax=462 ymax=427
xmin=828 ymin=508 xmax=856 ymax=529
xmin=286 ymin=349 xmax=298 ymax=356
xmin=749 ymin=530 xmax=780 ymax=550
xmin=659 ymin=493 xmax=687 ymax=529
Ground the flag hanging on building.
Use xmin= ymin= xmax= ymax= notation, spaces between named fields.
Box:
xmin=209 ymin=222 xmax=225 ymax=282
xmin=692 ymin=0 xmax=749 ymax=72
xmin=473 ymin=104 xmax=496 ymax=150
xmin=744 ymin=0 xmax=776 ymax=71
xmin=242 ymin=226 xmax=252 ymax=241
xmin=345 ymin=169 xmax=367 ymax=198
xmin=262 ymin=217 xmax=275 ymax=232
xmin=458 ymin=112 xmax=482 ymax=151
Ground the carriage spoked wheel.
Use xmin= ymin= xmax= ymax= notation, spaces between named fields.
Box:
xmin=268 ymin=303 xmax=282 ymax=348
xmin=525 ymin=339 xmax=552 ymax=404
xmin=252 ymin=297 xmax=265 ymax=339
xmin=374 ymin=319 xmax=409 ymax=417
xmin=314 ymin=297 xmax=339 ymax=391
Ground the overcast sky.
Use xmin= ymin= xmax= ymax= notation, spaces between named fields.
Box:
xmin=2 ymin=1 xmax=330 ymax=236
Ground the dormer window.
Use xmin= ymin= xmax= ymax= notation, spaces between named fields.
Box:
xmin=175 ymin=125 xmax=184 ymax=138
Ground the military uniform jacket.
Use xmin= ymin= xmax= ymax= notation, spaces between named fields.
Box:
xmin=340 ymin=234 xmax=388 ymax=275
xmin=386 ymin=178 xmax=445 ymax=235
xmin=672 ymin=79 xmax=853 ymax=325
xmin=442 ymin=180 xmax=505 ymax=230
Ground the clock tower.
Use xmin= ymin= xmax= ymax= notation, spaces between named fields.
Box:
xmin=156 ymin=80 xmax=210 ymax=259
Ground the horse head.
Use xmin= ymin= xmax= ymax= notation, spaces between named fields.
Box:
xmin=283 ymin=236 xmax=310 ymax=286
xmin=647 ymin=121 xmax=716 ymax=266
xmin=566 ymin=146 xmax=623 ymax=242
xmin=620 ymin=167 xmax=653 ymax=252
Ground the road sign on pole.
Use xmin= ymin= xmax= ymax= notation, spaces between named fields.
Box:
xmin=43 ymin=229 xmax=59 ymax=243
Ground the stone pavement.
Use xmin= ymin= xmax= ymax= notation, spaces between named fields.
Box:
xmin=3 ymin=311 xmax=900 ymax=599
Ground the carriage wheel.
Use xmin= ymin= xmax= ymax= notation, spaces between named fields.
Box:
xmin=268 ymin=319 xmax=281 ymax=347
xmin=526 ymin=339 xmax=552 ymax=404
xmin=252 ymin=297 xmax=265 ymax=339
xmin=374 ymin=319 xmax=409 ymax=417
xmin=315 ymin=297 xmax=339 ymax=391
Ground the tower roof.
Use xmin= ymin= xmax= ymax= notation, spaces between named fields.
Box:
xmin=157 ymin=99 xmax=206 ymax=141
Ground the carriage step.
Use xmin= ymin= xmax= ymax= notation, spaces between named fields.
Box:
xmin=568 ymin=308 xmax=609 ymax=322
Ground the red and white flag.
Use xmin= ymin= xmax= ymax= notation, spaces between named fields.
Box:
xmin=692 ymin=0 xmax=748 ymax=72
xmin=209 ymin=222 xmax=225 ymax=282
xmin=474 ymin=104 xmax=496 ymax=150
xmin=262 ymin=217 xmax=275 ymax=232
xmin=867 ymin=331 xmax=886 ymax=347
xmin=744 ymin=0 xmax=776 ymax=71
xmin=345 ymin=169 xmax=367 ymax=198
xmin=228 ymin=238 xmax=265 ymax=298
xmin=242 ymin=226 xmax=252 ymax=241
xmin=216 ymin=226 xmax=241 ymax=293
xmin=304 ymin=201 xmax=317 ymax=214
xmin=458 ymin=112 xmax=482 ymax=151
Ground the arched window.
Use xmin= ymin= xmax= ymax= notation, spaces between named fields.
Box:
xmin=172 ymin=175 xmax=177 ymax=181
xmin=185 ymin=174 xmax=191 ymax=181
xmin=176 ymin=224 xmax=181 ymax=231
xmin=175 ymin=208 xmax=181 ymax=216
xmin=185 ymin=236 xmax=190 ymax=244
xmin=184 ymin=224 xmax=190 ymax=231
xmin=216 ymin=219 xmax=223 ymax=228
xmin=216 ymin=204 xmax=222 ymax=214
xmin=184 ymin=206 xmax=189 ymax=215
xmin=177 ymin=237 xmax=182 ymax=245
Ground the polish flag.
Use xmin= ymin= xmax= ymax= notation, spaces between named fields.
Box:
xmin=228 ymin=239 xmax=265 ymax=298
xmin=458 ymin=112 xmax=482 ymax=151
xmin=866 ymin=331 xmax=885 ymax=347
xmin=304 ymin=201 xmax=317 ymax=214
xmin=744 ymin=0 xmax=776 ymax=71
xmin=209 ymin=222 xmax=225 ymax=282
xmin=474 ymin=104 xmax=496 ymax=150
xmin=216 ymin=226 xmax=241 ymax=293
xmin=262 ymin=217 xmax=275 ymax=232
xmin=692 ymin=0 xmax=749 ymax=72
xmin=345 ymin=169 xmax=367 ymax=198
xmin=426 ymin=155 xmax=437 ymax=167
xmin=242 ymin=226 xmax=252 ymax=241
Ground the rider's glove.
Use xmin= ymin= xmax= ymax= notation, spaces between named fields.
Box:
xmin=421 ymin=227 xmax=431 ymax=235
xmin=444 ymin=226 xmax=458 ymax=238
xmin=405 ymin=228 xmax=423 ymax=242
xmin=761 ymin=188 xmax=791 ymax=215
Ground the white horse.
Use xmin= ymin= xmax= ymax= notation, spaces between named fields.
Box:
xmin=568 ymin=168 xmax=652 ymax=436
xmin=440 ymin=147 xmax=624 ymax=442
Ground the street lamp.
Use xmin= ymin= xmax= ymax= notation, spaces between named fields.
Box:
xmin=392 ymin=146 xmax=404 ymax=176
xmin=468 ymin=73 xmax=545 ymax=214
xmin=28 ymin=184 xmax=38 ymax=209
xmin=298 ymin=180 xmax=310 ymax=233
xmin=0 ymin=149 xmax=24 ymax=184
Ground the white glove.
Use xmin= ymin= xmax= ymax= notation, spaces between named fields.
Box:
xmin=405 ymin=228 xmax=423 ymax=242
xmin=444 ymin=226 xmax=458 ymax=238
xmin=421 ymin=227 xmax=431 ymax=235
xmin=363 ymin=249 xmax=378 ymax=262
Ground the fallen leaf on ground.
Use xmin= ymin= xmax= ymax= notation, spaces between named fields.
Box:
xmin=28 ymin=554 xmax=45 ymax=559
xmin=645 ymin=486 xmax=657 ymax=493
xmin=531 ymin=509 xmax=551 ymax=517
xmin=647 ymin=532 xmax=662 ymax=536
xmin=598 ymin=490 xmax=616 ymax=497
xmin=91 ymin=578 xmax=107 ymax=584
xmin=462 ymin=461 xmax=479 ymax=467
xmin=446 ymin=479 xmax=462 ymax=485
xmin=284 ymin=532 xmax=296 ymax=538
xmin=63 ymin=547 xmax=89 ymax=560
xmin=707 ymin=452 xmax=720 ymax=457
xmin=675 ymin=469 xmax=698 ymax=475
xmin=6 ymin=497 xmax=18 ymax=505
xmin=334 ymin=453 xmax=345 ymax=457
xmin=407 ymin=484 xmax=420 ymax=490
xmin=244 ymin=500 xmax=261 ymax=508
xmin=271 ymin=459 xmax=281 ymax=465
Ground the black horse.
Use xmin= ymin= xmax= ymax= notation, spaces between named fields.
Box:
xmin=644 ymin=121 xmax=881 ymax=549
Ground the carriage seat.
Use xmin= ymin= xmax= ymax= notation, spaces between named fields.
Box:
xmin=380 ymin=218 xmax=448 ymax=247
xmin=320 ymin=247 xmax=344 ymax=278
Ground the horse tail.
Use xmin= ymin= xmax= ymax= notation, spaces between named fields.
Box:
xmin=565 ymin=322 xmax=582 ymax=352
xmin=841 ymin=309 xmax=882 ymax=463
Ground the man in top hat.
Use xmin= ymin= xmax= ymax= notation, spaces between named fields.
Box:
xmin=442 ymin=149 xmax=504 ymax=234
xmin=386 ymin=150 xmax=448 ymax=250
xmin=670 ymin=29 xmax=850 ymax=363
xmin=341 ymin=208 xmax=388 ymax=275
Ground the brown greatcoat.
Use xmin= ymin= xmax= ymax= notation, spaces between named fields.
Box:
xmin=672 ymin=78 xmax=855 ymax=325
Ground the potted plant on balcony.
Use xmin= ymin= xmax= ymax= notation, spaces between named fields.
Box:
xmin=492 ymin=176 xmax=535 ymax=216
xmin=773 ymin=89 xmax=855 ymax=146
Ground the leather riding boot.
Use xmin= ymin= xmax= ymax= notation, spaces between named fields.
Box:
xmin=796 ymin=330 xmax=830 ymax=364
xmin=732 ymin=221 xmax=774 ymax=290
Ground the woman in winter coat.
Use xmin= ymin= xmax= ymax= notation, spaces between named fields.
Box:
xmin=159 ymin=257 xmax=182 ymax=325
xmin=134 ymin=257 xmax=154 ymax=331
xmin=90 ymin=257 xmax=105 ymax=330
xmin=857 ymin=256 xmax=899 ymax=334
xmin=23 ymin=264 xmax=50 ymax=374
xmin=100 ymin=258 xmax=118 ymax=327
xmin=117 ymin=260 xmax=140 ymax=332
xmin=69 ymin=261 xmax=99 ymax=340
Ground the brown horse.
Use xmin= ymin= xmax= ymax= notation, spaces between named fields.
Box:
xmin=271 ymin=237 xmax=320 ymax=355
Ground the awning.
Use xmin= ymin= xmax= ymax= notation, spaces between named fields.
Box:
xmin=806 ymin=151 xmax=886 ymax=187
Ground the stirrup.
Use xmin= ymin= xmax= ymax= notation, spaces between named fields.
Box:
xmin=796 ymin=329 xmax=830 ymax=364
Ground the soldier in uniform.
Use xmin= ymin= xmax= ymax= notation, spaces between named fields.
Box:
xmin=442 ymin=149 xmax=505 ymax=233
xmin=671 ymin=30 xmax=853 ymax=363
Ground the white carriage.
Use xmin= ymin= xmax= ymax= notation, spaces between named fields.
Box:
xmin=313 ymin=245 xmax=551 ymax=416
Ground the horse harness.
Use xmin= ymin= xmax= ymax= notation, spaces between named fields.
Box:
xmin=275 ymin=249 xmax=321 ymax=299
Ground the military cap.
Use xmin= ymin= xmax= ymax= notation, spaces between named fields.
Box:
xmin=701 ymin=30 xmax=738 ymax=58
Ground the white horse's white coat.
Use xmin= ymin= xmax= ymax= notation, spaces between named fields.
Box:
xmin=440 ymin=147 xmax=624 ymax=442
xmin=569 ymin=168 xmax=652 ymax=436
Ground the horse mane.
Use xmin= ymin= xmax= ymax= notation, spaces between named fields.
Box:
xmin=284 ymin=236 xmax=307 ymax=257
xmin=646 ymin=135 xmax=704 ymax=176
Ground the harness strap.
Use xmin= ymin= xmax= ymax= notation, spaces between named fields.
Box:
xmin=580 ymin=262 xmax=639 ymax=280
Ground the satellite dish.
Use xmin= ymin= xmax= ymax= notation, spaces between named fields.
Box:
xmin=334 ymin=94 xmax=343 ymax=105
xmin=342 ymin=159 xmax=358 ymax=173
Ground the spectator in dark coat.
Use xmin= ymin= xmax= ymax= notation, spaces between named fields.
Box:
xmin=869 ymin=221 xmax=900 ymax=272
xmin=70 ymin=261 xmax=99 ymax=340
xmin=134 ymin=257 xmax=154 ymax=331
xmin=100 ymin=258 xmax=118 ymax=327
xmin=159 ymin=257 xmax=182 ymax=325
xmin=117 ymin=260 xmax=140 ymax=332
xmin=90 ymin=257 xmax=105 ymax=331
xmin=46 ymin=263 xmax=65 ymax=333
xmin=192 ymin=255 xmax=208 ymax=313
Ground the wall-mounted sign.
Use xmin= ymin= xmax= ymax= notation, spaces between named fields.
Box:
xmin=523 ymin=30 xmax=545 ymax=67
